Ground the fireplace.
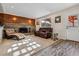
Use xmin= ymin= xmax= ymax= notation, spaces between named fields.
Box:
xmin=19 ymin=27 xmax=28 ymax=33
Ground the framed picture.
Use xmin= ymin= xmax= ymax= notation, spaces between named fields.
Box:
xmin=55 ymin=16 xmax=61 ymax=23
xmin=68 ymin=15 xmax=78 ymax=27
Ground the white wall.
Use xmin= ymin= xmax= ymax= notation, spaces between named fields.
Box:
xmin=0 ymin=3 xmax=4 ymax=13
xmin=51 ymin=4 xmax=79 ymax=41
xmin=35 ymin=19 xmax=42 ymax=31
xmin=36 ymin=4 xmax=79 ymax=41
xmin=36 ymin=17 xmax=52 ymax=31
xmin=0 ymin=26 xmax=4 ymax=43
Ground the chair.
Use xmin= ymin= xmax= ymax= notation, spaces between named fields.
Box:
xmin=4 ymin=28 xmax=26 ymax=40
xmin=34 ymin=28 xmax=53 ymax=39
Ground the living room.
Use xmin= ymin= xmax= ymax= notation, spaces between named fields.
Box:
xmin=0 ymin=3 xmax=79 ymax=56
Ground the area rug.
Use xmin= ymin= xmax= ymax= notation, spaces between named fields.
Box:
xmin=34 ymin=40 xmax=79 ymax=56
xmin=1 ymin=35 xmax=59 ymax=56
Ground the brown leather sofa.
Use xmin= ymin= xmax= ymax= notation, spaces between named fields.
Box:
xmin=34 ymin=28 xmax=52 ymax=39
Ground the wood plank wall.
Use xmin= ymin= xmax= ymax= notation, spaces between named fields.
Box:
xmin=0 ymin=13 xmax=35 ymax=26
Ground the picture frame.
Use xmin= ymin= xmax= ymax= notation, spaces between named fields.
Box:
xmin=55 ymin=16 xmax=61 ymax=23
xmin=68 ymin=15 xmax=78 ymax=27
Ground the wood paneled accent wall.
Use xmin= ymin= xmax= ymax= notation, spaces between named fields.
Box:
xmin=0 ymin=13 xmax=35 ymax=26
xmin=0 ymin=13 xmax=4 ymax=24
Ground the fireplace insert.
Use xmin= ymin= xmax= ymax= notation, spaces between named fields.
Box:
xmin=19 ymin=27 xmax=28 ymax=33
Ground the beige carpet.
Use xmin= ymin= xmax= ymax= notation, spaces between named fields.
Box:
xmin=0 ymin=35 xmax=59 ymax=56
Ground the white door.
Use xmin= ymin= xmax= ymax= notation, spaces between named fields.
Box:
xmin=67 ymin=27 xmax=79 ymax=41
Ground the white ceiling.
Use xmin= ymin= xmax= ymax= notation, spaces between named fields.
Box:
xmin=1 ymin=3 xmax=77 ymax=19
